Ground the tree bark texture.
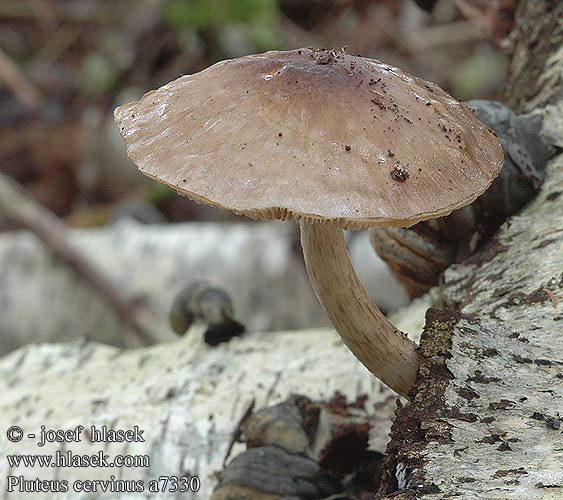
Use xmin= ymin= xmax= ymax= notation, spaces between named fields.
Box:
xmin=504 ymin=0 xmax=563 ymax=114
xmin=377 ymin=1 xmax=563 ymax=498
xmin=0 ymin=327 xmax=398 ymax=499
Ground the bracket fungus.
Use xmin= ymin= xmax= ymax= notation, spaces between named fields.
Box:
xmin=115 ymin=48 xmax=503 ymax=397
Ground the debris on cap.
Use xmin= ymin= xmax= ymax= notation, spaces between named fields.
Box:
xmin=116 ymin=48 xmax=503 ymax=229
xmin=391 ymin=163 xmax=409 ymax=181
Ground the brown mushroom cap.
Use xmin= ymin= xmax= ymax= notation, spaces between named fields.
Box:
xmin=115 ymin=48 xmax=503 ymax=229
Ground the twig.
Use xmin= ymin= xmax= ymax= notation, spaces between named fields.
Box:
xmin=451 ymin=0 xmax=495 ymax=36
xmin=0 ymin=46 xmax=42 ymax=110
xmin=34 ymin=25 xmax=79 ymax=64
xmin=223 ymin=398 xmax=255 ymax=467
xmin=541 ymin=288 xmax=557 ymax=309
xmin=28 ymin=0 xmax=59 ymax=33
xmin=0 ymin=172 xmax=168 ymax=346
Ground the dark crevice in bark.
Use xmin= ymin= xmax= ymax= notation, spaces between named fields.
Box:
xmin=375 ymin=309 xmax=460 ymax=499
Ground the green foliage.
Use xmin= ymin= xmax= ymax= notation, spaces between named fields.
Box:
xmin=82 ymin=53 xmax=119 ymax=97
xmin=450 ymin=47 xmax=508 ymax=100
xmin=163 ymin=0 xmax=280 ymax=50
xmin=144 ymin=183 xmax=175 ymax=205
xmin=165 ymin=0 xmax=217 ymax=30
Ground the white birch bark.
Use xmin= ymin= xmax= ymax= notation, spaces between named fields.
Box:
xmin=378 ymin=2 xmax=563 ymax=497
xmin=0 ymin=221 xmax=327 ymax=354
xmin=0 ymin=221 xmax=407 ymax=356
xmin=0 ymin=326 xmax=401 ymax=499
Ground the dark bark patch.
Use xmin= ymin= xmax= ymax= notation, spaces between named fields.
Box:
xmin=534 ymin=358 xmax=554 ymax=366
xmin=546 ymin=191 xmax=562 ymax=201
xmin=492 ymin=468 xmax=527 ymax=479
xmin=376 ymin=311 xmax=462 ymax=498
xmin=546 ymin=417 xmax=560 ymax=430
xmin=490 ymin=284 xmax=558 ymax=318
xmin=446 ymin=408 xmax=479 ymax=422
xmin=509 ymin=332 xmax=529 ymax=343
xmin=482 ymin=348 xmax=500 ymax=357
xmin=489 ymin=399 xmax=516 ymax=410
xmin=456 ymin=387 xmax=480 ymax=400
xmin=457 ymin=477 xmax=476 ymax=483
xmin=487 ymin=271 xmax=505 ymax=282
xmin=537 ymin=415 xmax=562 ymax=430
xmin=505 ymin=479 xmax=520 ymax=485
xmin=467 ymin=370 xmax=501 ymax=384
xmin=535 ymin=482 xmax=562 ymax=488
xmin=478 ymin=433 xmax=502 ymax=444
xmin=497 ymin=442 xmax=513 ymax=451
xmin=533 ymin=238 xmax=558 ymax=249
xmin=493 ymin=286 xmax=511 ymax=297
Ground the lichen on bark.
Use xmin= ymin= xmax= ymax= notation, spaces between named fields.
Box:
xmin=378 ymin=1 xmax=563 ymax=497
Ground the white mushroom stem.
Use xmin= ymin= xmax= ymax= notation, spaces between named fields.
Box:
xmin=299 ymin=218 xmax=422 ymax=397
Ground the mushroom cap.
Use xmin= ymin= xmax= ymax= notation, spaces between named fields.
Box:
xmin=115 ymin=48 xmax=503 ymax=229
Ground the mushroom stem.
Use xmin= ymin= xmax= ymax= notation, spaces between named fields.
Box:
xmin=299 ymin=218 xmax=422 ymax=397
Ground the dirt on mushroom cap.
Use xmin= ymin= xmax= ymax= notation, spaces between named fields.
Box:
xmin=115 ymin=48 xmax=503 ymax=229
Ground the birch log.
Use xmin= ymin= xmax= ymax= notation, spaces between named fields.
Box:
xmin=0 ymin=327 xmax=400 ymax=499
xmin=0 ymin=221 xmax=327 ymax=354
xmin=0 ymin=218 xmax=415 ymax=499
xmin=0 ymin=220 xmax=407 ymax=356
xmin=377 ymin=1 xmax=563 ymax=498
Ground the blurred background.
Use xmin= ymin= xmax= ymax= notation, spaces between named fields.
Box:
xmin=0 ymin=0 xmax=516 ymax=353
xmin=0 ymin=0 xmax=512 ymax=226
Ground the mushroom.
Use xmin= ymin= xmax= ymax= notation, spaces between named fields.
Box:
xmin=114 ymin=48 xmax=503 ymax=397
xmin=370 ymin=100 xmax=555 ymax=299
